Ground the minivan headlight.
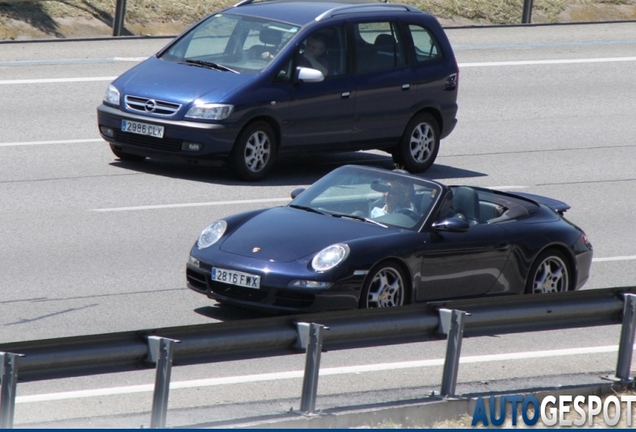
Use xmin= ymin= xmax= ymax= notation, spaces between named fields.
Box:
xmin=104 ymin=84 xmax=120 ymax=105
xmin=185 ymin=103 xmax=234 ymax=120
xmin=197 ymin=220 xmax=227 ymax=249
xmin=312 ymin=244 xmax=350 ymax=272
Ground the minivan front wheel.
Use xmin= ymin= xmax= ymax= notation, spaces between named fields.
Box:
xmin=231 ymin=121 xmax=277 ymax=181
xmin=393 ymin=113 xmax=440 ymax=173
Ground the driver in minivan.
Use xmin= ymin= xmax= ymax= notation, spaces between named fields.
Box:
xmin=297 ymin=33 xmax=329 ymax=75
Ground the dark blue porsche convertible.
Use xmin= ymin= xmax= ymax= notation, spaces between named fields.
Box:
xmin=186 ymin=165 xmax=593 ymax=313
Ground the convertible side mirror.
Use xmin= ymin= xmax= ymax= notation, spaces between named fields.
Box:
xmin=290 ymin=187 xmax=305 ymax=199
xmin=431 ymin=218 xmax=470 ymax=233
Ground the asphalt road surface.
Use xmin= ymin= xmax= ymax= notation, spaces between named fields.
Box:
xmin=1 ymin=21 xmax=635 ymax=427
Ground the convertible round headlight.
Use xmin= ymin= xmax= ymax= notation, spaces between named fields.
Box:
xmin=312 ymin=243 xmax=350 ymax=272
xmin=197 ymin=220 xmax=227 ymax=249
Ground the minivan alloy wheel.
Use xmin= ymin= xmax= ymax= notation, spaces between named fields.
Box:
xmin=409 ymin=123 xmax=435 ymax=163
xmin=393 ymin=113 xmax=440 ymax=173
xmin=231 ymin=121 xmax=277 ymax=181
xmin=244 ymin=131 xmax=271 ymax=173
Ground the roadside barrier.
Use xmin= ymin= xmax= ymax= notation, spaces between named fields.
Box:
xmin=2 ymin=0 xmax=539 ymax=38
xmin=1 ymin=287 xmax=635 ymax=428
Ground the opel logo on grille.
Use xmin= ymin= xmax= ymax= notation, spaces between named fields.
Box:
xmin=144 ymin=100 xmax=157 ymax=112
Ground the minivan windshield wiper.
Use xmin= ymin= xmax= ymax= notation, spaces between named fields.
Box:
xmin=184 ymin=59 xmax=238 ymax=74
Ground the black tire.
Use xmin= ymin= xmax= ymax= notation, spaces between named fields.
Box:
xmin=525 ymin=249 xmax=572 ymax=294
xmin=110 ymin=145 xmax=146 ymax=162
xmin=359 ymin=261 xmax=407 ymax=308
xmin=392 ymin=113 xmax=440 ymax=173
xmin=230 ymin=121 xmax=277 ymax=181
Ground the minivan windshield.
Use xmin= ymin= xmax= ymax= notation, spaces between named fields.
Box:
xmin=160 ymin=13 xmax=300 ymax=74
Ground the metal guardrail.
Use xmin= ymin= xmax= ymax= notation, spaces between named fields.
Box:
xmin=1 ymin=286 xmax=636 ymax=427
xmin=1 ymin=0 xmax=539 ymax=38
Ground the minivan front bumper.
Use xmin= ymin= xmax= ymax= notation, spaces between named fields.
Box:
xmin=97 ymin=104 xmax=238 ymax=163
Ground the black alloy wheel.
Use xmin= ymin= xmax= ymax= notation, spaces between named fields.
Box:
xmin=525 ymin=249 xmax=572 ymax=294
xmin=359 ymin=261 xmax=407 ymax=308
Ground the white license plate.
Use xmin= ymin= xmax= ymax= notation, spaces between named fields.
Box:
xmin=122 ymin=120 xmax=164 ymax=138
xmin=211 ymin=267 xmax=260 ymax=289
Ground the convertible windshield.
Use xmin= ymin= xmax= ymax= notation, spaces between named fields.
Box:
xmin=160 ymin=13 xmax=299 ymax=73
xmin=289 ymin=166 xmax=442 ymax=230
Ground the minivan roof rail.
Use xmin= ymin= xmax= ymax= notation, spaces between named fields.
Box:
xmin=315 ymin=3 xmax=418 ymax=21
xmin=233 ymin=0 xmax=390 ymax=8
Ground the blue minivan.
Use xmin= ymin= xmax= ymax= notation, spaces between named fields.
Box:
xmin=97 ymin=0 xmax=459 ymax=181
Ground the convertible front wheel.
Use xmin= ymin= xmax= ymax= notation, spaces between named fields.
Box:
xmin=360 ymin=261 xmax=407 ymax=308
xmin=525 ymin=249 xmax=571 ymax=294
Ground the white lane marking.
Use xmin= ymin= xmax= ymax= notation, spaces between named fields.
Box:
xmin=16 ymin=345 xmax=621 ymax=403
xmin=488 ymin=185 xmax=528 ymax=190
xmin=0 ymin=76 xmax=116 ymax=85
xmin=91 ymin=198 xmax=291 ymax=212
xmin=0 ymin=57 xmax=148 ymax=68
xmin=0 ymin=139 xmax=102 ymax=147
xmin=0 ymin=56 xmax=634 ymax=85
xmin=459 ymin=56 xmax=636 ymax=67
xmin=594 ymin=255 xmax=636 ymax=262
xmin=113 ymin=57 xmax=148 ymax=62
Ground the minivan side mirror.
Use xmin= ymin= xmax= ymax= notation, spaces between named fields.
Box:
xmin=296 ymin=67 xmax=324 ymax=83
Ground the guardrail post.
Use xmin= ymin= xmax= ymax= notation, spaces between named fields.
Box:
xmin=611 ymin=294 xmax=636 ymax=382
xmin=0 ymin=352 xmax=23 ymax=429
xmin=438 ymin=308 xmax=469 ymax=398
xmin=112 ymin=0 xmax=127 ymax=37
xmin=521 ymin=0 xmax=533 ymax=23
xmin=146 ymin=336 xmax=180 ymax=428
xmin=296 ymin=322 xmax=327 ymax=414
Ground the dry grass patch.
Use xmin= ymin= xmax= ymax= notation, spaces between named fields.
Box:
xmin=1 ymin=0 xmax=635 ymax=31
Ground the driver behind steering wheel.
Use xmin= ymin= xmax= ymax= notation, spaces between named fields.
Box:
xmin=371 ymin=178 xmax=418 ymax=219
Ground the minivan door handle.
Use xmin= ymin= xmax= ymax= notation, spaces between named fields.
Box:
xmin=401 ymin=84 xmax=411 ymax=90
xmin=341 ymin=91 xmax=351 ymax=98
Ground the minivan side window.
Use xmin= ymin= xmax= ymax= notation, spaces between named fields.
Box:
xmin=353 ymin=22 xmax=405 ymax=73
xmin=408 ymin=24 xmax=442 ymax=62
xmin=274 ymin=25 xmax=346 ymax=82
xmin=298 ymin=26 xmax=347 ymax=77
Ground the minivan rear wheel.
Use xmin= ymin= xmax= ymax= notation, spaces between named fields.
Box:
xmin=230 ymin=121 xmax=277 ymax=181
xmin=393 ymin=113 xmax=439 ymax=173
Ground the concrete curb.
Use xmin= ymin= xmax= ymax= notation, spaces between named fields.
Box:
xmin=224 ymin=382 xmax=625 ymax=429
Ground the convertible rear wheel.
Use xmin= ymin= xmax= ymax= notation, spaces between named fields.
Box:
xmin=392 ymin=113 xmax=439 ymax=173
xmin=360 ymin=261 xmax=407 ymax=308
xmin=526 ymin=249 xmax=571 ymax=294
xmin=231 ymin=121 xmax=277 ymax=181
